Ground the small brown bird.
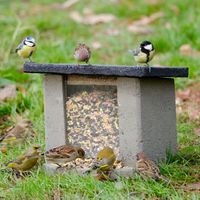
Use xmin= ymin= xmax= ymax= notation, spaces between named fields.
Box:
xmin=44 ymin=145 xmax=85 ymax=168
xmin=6 ymin=144 xmax=41 ymax=172
xmin=74 ymin=43 xmax=91 ymax=64
xmin=136 ymin=152 xmax=164 ymax=181
xmin=92 ymin=147 xmax=116 ymax=172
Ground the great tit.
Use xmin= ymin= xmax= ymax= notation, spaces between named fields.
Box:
xmin=15 ymin=36 xmax=36 ymax=61
xmin=129 ymin=40 xmax=155 ymax=72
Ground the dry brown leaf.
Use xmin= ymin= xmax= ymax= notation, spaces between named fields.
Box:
xmin=194 ymin=127 xmax=200 ymax=136
xmin=69 ymin=11 xmax=116 ymax=25
xmin=0 ymin=84 xmax=16 ymax=102
xmin=0 ymin=115 xmax=10 ymax=126
xmin=181 ymin=182 xmax=200 ymax=191
xmin=0 ymin=118 xmax=36 ymax=147
xmin=91 ymin=41 xmax=102 ymax=49
xmin=128 ymin=25 xmax=153 ymax=34
xmin=170 ymin=5 xmax=180 ymax=15
xmin=176 ymin=82 xmax=200 ymax=122
xmin=128 ymin=12 xmax=163 ymax=34
xmin=133 ymin=12 xmax=164 ymax=26
xmin=106 ymin=29 xmax=120 ymax=36
xmin=145 ymin=0 xmax=161 ymax=5
xmin=179 ymin=44 xmax=200 ymax=56
xmin=61 ymin=0 xmax=79 ymax=9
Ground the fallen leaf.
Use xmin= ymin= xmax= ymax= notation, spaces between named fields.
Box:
xmin=133 ymin=12 xmax=164 ymax=26
xmin=61 ymin=0 xmax=79 ymax=9
xmin=0 ymin=118 xmax=36 ymax=148
xmin=179 ymin=44 xmax=200 ymax=56
xmin=128 ymin=25 xmax=153 ymax=34
xmin=69 ymin=11 xmax=116 ymax=25
xmin=170 ymin=5 xmax=180 ymax=15
xmin=176 ymin=82 xmax=200 ymax=122
xmin=128 ymin=12 xmax=163 ymax=34
xmin=145 ymin=0 xmax=161 ymax=5
xmin=0 ymin=84 xmax=16 ymax=102
xmin=91 ymin=41 xmax=102 ymax=49
xmin=181 ymin=182 xmax=200 ymax=191
xmin=106 ymin=29 xmax=120 ymax=36
xmin=194 ymin=127 xmax=200 ymax=136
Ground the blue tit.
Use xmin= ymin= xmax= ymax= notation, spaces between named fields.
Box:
xmin=15 ymin=36 xmax=36 ymax=61
xmin=129 ymin=40 xmax=155 ymax=72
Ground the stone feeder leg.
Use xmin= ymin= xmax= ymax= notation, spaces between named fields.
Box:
xmin=117 ymin=77 xmax=176 ymax=165
xmin=44 ymin=74 xmax=67 ymax=150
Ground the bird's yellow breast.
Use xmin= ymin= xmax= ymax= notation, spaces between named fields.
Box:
xmin=17 ymin=45 xmax=36 ymax=58
xmin=134 ymin=50 xmax=155 ymax=63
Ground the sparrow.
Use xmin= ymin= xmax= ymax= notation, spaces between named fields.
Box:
xmin=6 ymin=144 xmax=41 ymax=172
xmin=129 ymin=40 xmax=155 ymax=72
xmin=15 ymin=36 xmax=36 ymax=61
xmin=44 ymin=145 xmax=85 ymax=168
xmin=92 ymin=147 xmax=116 ymax=172
xmin=74 ymin=43 xmax=91 ymax=64
xmin=136 ymin=152 xmax=165 ymax=181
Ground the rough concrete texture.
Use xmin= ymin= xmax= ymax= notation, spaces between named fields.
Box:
xmin=44 ymin=75 xmax=67 ymax=150
xmin=44 ymin=163 xmax=134 ymax=177
xmin=117 ymin=78 xmax=142 ymax=166
xmin=117 ymin=77 xmax=176 ymax=165
xmin=140 ymin=78 xmax=176 ymax=161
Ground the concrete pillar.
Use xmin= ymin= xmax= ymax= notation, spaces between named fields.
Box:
xmin=43 ymin=74 xmax=67 ymax=150
xmin=140 ymin=78 xmax=176 ymax=161
xmin=117 ymin=77 xmax=176 ymax=165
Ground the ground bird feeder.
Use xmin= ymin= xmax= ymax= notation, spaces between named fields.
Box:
xmin=24 ymin=63 xmax=188 ymax=175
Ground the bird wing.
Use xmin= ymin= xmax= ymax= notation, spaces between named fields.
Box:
xmin=46 ymin=145 xmax=76 ymax=159
xmin=15 ymin=43 xmax=24 ymax=53
xmin=132 ymin=48 xmax=141 ymax=56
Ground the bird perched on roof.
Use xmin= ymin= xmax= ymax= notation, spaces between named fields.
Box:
xmin=15 ymin=36 xmax=36 ymax=61
xmin=74 ymin=43 xmax=91 ymax=64
xmin=6 ymin=144 xmax=41 ymax=172
xmin=44 ymin=145 xmax=85 ymax=168
xmin=136 ymin=152 xmax=167 ymax=181
xmin=92 ymin=147 xmax=116 ymax=173
xmin=129 ymin=40 xmax=155 ymax=72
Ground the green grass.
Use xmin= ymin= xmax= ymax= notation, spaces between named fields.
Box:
xmin=0 ymin=0 xmax=200 ymax=199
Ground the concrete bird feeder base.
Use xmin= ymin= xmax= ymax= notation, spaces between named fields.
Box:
xmin=24 ymin=63 xmax=188 ymax=176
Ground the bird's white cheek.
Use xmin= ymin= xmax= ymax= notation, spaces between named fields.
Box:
xmin=144 ymin=44 xmax=152 ymax=51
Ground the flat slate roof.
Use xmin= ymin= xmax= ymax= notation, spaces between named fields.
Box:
xmin=23 ymin=62 xmax=188 ymax=78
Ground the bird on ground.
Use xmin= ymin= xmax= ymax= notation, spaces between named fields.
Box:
xmin=15 ymin=36 xmax=36 ymax=61
xmin=136 ymin=152 xmax=167 ymax=181
xmin=6 ymin=144 xmax=41 ymax=172
xmin=129 ymin=40 xmax=155 ymax=72
xmin=92 ymin=147 xmax=116 ymax=173
xmin=0 ymin=119 xmax=34 ymax=146
xmin=74 ymin=43 xmax=91 ymax=64
xmin=44 ymin=145 xmax=85 ymax=168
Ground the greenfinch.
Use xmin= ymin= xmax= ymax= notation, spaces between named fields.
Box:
xmin=0 ymin=119 xmax=34 ymax=146
xmin=6 ymin=144 xmax=41 ymax=172
xmin=92 ymin=147 xmax=116 ymax=172
xmin=44 ymin=145 xmax=85 ymax=168
xmin=136 ymin=152 xmax=165 ymax=181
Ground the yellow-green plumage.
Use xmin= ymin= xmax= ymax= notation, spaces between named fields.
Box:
xmin=135 ymin=49 xmax=155 ymax=63
xmin=94 ymin=147 xmax=116 ymax=172
xmin=7 ymin=144 xmax=40 ymax=172
xmin=17 ymin=45 xmax=36 ymax=59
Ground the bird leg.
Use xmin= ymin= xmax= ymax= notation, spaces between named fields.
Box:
xmin=145 ymin=63 xmax=151 ymax=73
xmin=55 ymin=163 xmax=64 ymax=169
